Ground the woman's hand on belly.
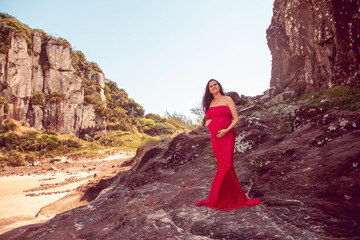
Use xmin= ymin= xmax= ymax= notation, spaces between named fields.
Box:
xmin=205 ymin=119 xmax=212 ymax=127
xmin=216 ymin=129 xmax=228 ymax=138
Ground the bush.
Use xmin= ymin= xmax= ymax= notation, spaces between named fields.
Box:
xmin=47 ymin=92 xmax=66 ymax=104
xmin=52 ymin=37 xmax=71 ymax=48
xmin=31 ymin=91 xmax=45 ymax=106
xmin=107 ymin=119 xmax=133 ymax=131
xmin=0 ymin=13 xmax=32 ymax=54
xmin=0 ymin=131 xmax=40 ymax=151
xmin=85 ymin=93 xmax=101 ymax=105
xmin=0 ymin=96 xmax=9 ymax=115
xmin=95 ymin=102 xmax=112 ymax=119
xmin=115 ymin=107 xmax=127 ymax=116
xmin=6 ymin=150 xmax=26 ymax=166
xmin=140 ymin=118 xmax=156 ymax=131
xmin=145 ymin=113 xmax=166 ymax=123
xmin=61 ymin=139 xmax=82 ymax=148
xmin=40 ymin=134 xmax=60 ymax=150
xmin=144 ymin=123 xmax=175 ymax=136
xmin=90 ymin=62 xmax=102 ymax=72
xmin=25 ymin=154 xmax=36 ymax=164
xmin=0 ymin=119 xmax=18 ymax=133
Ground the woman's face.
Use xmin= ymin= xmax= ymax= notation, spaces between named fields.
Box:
xmin=208 ymin=80 xmax=220 ymax=94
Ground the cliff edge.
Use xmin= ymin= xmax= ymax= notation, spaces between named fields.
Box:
xmin=0 ymin=14 xmax=106 ymax=137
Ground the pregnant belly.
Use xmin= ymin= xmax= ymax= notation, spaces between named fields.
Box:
xmin=208 ymin=117 xmax=231 ymax=135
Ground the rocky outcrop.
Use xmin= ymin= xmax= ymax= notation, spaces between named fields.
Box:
xmin=0 ymin=25 xmax=106 ymax=137
xmin=267 ymin=0 xmax=360 ymax=95
xmin=2 ymin=97 xmax=359 ymax=239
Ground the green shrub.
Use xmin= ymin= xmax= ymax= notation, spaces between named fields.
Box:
xmin=61 ymin=139 xmax=82 ymax=148
xmin=25 ymin=153 xmax=36 ymax=164
xmin=47 ymin=92 xmax=66 ymax=104
xmin=52 ymin=37 xmax=71 ymax=48
xmin=0 ymin=132 xmax=21 ymax=149
xmin=40 ymin=134 xmax=60 ymax=150
xmin=95 ymin=103 xmax=111 ymax=119
xmin=115 ymin=107 xmax=127 ymax=116
xmin=145 ymin=113 xmax=166 ymax=123
xmin=0 ymin=131 xmax=40 ymax=151
xmin=0 ymin=96 xmax=9 ymax=115
xmin=6 ymin=150 xmax=26 ymax=166
xmin=144 ymin=123 xmax=175 ymax=136
xmin=41 ymin=134 xmax=59 ymax=142
xmin=0 ymin=119 xmax=18 ymax=133
xmin=20 ymin=131 xmax=40 ymax=151
xmin=140 ymin=118 xmax=156 ymax=131
xmin=84 ymin=93 xmax=101 ymax=105
xmin=107 ymin=119 xmax=133 ymax=131
xmin=31 ymin=91 xmax=45 ymax=106
xmin=43 ymin=129 xmax=58 ymax=136
xmin=90 ymin=62 xmax=102 ymax=72
xmin=0 ymin=13 xmax=32 ymax=54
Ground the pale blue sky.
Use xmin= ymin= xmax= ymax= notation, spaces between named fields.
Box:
xmin=1 ymin=0 xmax=274 ymax=120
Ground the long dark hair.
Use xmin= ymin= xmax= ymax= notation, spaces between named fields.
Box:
xmin=202 ymin=79 xmax=225 ymax=113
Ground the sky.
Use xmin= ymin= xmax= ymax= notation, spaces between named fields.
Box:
xmin=0 ymin=0 xmax=274 ymax=121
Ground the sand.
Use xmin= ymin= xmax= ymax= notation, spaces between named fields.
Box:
xmin=0 ymin=151 xmax=135 ymax=234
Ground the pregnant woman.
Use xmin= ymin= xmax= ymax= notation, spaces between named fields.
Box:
xmin=195 ymin=79 xmax=260 ymax=210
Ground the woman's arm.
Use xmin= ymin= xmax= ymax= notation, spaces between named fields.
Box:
xmin=216 ymin=96 xmax=239 ymax=138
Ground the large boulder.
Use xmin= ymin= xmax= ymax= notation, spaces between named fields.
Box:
xmin=267 ymin=0 xmax=360 ymax=94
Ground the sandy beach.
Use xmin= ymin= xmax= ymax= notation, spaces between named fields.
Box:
xmin=0 ymin=150 xmax=135 ymax=234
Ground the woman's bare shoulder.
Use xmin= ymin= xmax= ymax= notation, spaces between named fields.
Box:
xmin=224 ymin=96 xmax=234 ymax=104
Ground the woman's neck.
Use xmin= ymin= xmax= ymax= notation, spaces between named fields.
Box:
xmin=212 ymin=92 xmax=222 ymax=100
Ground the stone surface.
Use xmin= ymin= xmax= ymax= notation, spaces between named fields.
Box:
xmin=32 ymin=31 xmax=42 ymax=56
xmin=46 ymin=43 xmax=71 ymax=71
xmin=267 ymin=0 xmax=360 ymax=95
xmin=0 ymin=30 xmax=105 ymax=137
xmin=2 ymin=101 xmax=359 ymax=239
xmin=0 ymin=54 xmax=6 ymax=87
xmin=7 ymin=33 xmax=32 ymax=98
xmin=44 ymin=68 xmax=82 ymax=95
xmin=31 ymin=55 xmax=44 ymax=93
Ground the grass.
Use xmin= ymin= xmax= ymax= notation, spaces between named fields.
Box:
xmin=0 ymin=119 xmax=181 ymax=167
xmin=95 ymin=130 xmax=170 ymax=151
xmin=302 ymin=86 xmax=360 ymax=111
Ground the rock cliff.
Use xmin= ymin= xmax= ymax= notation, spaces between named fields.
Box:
xmin=1 ymin=96 xmax=359 ymax=239
xmin=0 ymin=15 xmax=106 ymax=137
xmin=267 ymin=0 xmax=360 ymax=95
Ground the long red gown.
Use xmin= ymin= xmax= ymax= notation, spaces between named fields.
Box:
xmin=195 ymin=105 xmax=260 ymax=210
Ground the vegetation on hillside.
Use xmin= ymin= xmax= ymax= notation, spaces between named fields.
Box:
xmin=0 ymin=78 xmax=195 ymax=167
xmin=0 ymin=12 xmax=71 ymax=54
xmin=0 ymin=12 xmax=32 ymax=54
xmin=0 ymin=13 xmax=196 ymax=167
xmin=303 ymin=86 xmax=360 ymax=112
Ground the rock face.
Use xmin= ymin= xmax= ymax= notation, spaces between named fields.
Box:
xmin=0 ymin=30 xmax=106 ymax=137
xmin=2 ymin=98 xmax=359 ymax=239
xmin=267 ymin=0 xmax=360 ymax=95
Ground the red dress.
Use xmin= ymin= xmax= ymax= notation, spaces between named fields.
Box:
xmin=195 ymin=105 xmax=260 ymax=210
